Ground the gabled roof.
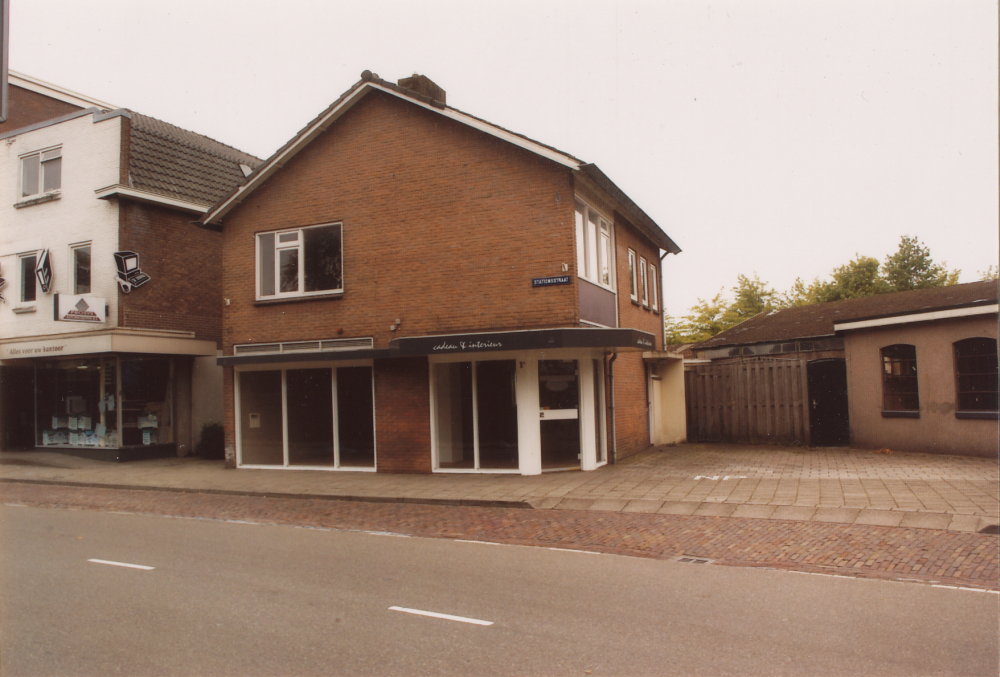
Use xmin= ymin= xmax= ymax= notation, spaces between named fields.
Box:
xmin=9 ymin=70 xmax=118 ymax=111
xmin=696 ymin=280 xmax=999 ymax=350
xmin=199 ymin=71 xmax=680 ymax=253
xmin=126 ymin=112 xmax=263 ymax=207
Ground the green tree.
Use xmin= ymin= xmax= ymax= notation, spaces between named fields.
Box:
xmin=979 ymin=265 xmax=998 ymax=281
xmin=664 ymin=290 xmax=730 ymax=344
xmin=819 ymin=255 xmax=888 ymax=302
xmin=721 ymin=274 xmax=779 ymax=325
xmin=882 ymin=235 xmax=960 ymax=292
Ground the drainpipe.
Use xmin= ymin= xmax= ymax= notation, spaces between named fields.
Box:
xmin=607 ymin=352 xmax=618 ymax=465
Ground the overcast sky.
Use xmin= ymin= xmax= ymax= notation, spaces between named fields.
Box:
xmin=9 ymin=0 xmax=998 ymax=317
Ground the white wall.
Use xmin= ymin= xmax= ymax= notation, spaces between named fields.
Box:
xmin=1 ymin=112 xmax=123 ymax=339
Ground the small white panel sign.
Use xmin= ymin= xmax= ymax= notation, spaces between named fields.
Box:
xmin=57 ymin=294 xmax=106 ymax=323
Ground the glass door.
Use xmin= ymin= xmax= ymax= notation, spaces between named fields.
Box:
xmin=539 ymin=360 xmax=580 ymax=469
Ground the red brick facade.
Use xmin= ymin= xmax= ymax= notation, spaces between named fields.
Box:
xmin=217 ymin=86 xmax=675 ymax=471
xmin=0 ymin=85 xmax=83 ymax=131
xmin=118 ymin=201 xmax=223 ymax=346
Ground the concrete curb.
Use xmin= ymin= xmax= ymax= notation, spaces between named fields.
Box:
xmin=0 ymin=478 xmax=535 ymax=511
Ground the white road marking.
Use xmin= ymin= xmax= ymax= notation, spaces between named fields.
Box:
xmin=365 ymin=531 xmax=411 ymax=538
xmin=389 ymin=606 xmax=493 ymax=626
xmin=88 ymin=559 xmax=154 ymax=571
xmin=549 ymin=547 xmax=603 ymax=555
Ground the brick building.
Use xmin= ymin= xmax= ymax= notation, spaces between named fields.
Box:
xmin=687 ymin=281 xmax=998 ymax=456
xmin=200 ymin=71 xmax=686 ymax=475
xmin=0 ymin=72 xmax=261 ymax=458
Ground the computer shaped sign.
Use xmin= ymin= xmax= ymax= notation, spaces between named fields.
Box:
xmin=113 ymin=251 xmax=150 ymax=293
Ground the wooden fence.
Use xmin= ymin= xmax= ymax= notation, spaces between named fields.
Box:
xmin=685 ymin=358 xmax=810 ymax=445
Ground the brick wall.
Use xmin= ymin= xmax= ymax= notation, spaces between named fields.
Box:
xmin=220 ymin=90 xmax=578 ymax=354
xmin=0 ymin=85 xmax=82 ymax=132
xmin=845 ymin=315 xmax=998 ymax=457
xmin=374 ymin=357 xmax=432 ymax=473
xmin=612 ymin=352 xmax=651 ymax=460
xmin=119 ymin=201 xmax=223 ymax=345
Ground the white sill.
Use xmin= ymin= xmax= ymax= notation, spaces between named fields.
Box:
xmin=12 ymin=306 xmax=37 ymax=314
xmin=14 ymin=191 xmax=61 ymax=208
xmin=254 ymin=290 xmax=344 ymax=305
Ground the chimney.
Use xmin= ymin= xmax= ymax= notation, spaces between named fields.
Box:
xmin=397 ymin=74 xmax=446 ymax=105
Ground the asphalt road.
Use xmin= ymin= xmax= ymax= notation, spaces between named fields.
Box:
xmin=2 ymin=505 xmax=997 ymax=677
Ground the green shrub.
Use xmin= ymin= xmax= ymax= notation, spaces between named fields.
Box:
xmin=195 ymin=422 xmax=225 ymax=460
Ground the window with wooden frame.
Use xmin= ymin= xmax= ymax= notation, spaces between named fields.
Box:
xmin=954 ymin=337 xmax=998 ymax=417
xmin=574 ymin=198 xmax=614 ymax=290
xmin=881 ymin=344 xmax=919 ymax=415
xmin=257 ymin=223 xmax=343 ymax=300
xmin=639 ymin=256 xmax=649 ymax=307
xmin=649 ymin=261 xmax=658 ymax=312
xmin=627 ymin=249 xmax=638 ymax=302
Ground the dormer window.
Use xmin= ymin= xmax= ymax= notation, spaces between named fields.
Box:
xmin=21 ymin=147 xmax=62 ymax=198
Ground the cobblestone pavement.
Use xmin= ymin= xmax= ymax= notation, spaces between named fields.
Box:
xmin=2 ymin=482 xmax=997 ymax=592
xmin=2 ymin=443 xmax=997 ymax=532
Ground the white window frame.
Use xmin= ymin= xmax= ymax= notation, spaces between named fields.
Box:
xmin=627 ymin=249 xmax=638 ymax=302
xmin=20 ymin=146 xmax=62 ymax=198
xmin=639 ymin=256 xmax=649 ymax=307
xmin=574 ymin=198 xmax=615 ymax=291
xmin=71 ymin=243 xmax=92 ymax=295
xmin=18 ymin=253 xmax=37 ymax=303
xmin=256 ymin=222 xmax=343 ymax=300
xmin=649 ymin=261 xmax=658 ymax=312
xmin=234 ymin=361 xmax=376 ymax=471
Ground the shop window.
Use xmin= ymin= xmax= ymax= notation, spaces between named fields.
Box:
xmin=237 ymin=366 xmax=374 ymax=469
xmin=121 ymin=357 xmax=174 ymax=446
xmin=36 ymin=357 xmax=118 ymax=448
xmin=19 ymin=253 xmax=36 ymax=303
xmin=954 ymin=337 xmax=999 ymax=417
xmin=627 ymin=249 xmax=638 ymax=302
xmin=20 ymin=147 xmax=61 ymax=198
xmin=575 ymin=198 xmax=614 ymax=290
xmin=73 ymin=244 xmax=91 ymax=295
xmin=434 ymin=360 xmax=518 ymax=471
xmin=639 ymin=256 xmax=649 ymax=307
xmin=257 ymin=223 xmax=342 ymax=299
xmin=881 ymin=344 xmax=919 ymax=416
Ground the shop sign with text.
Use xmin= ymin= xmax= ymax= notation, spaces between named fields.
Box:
xmin=56 ymin=294 xmax=106 ymax=323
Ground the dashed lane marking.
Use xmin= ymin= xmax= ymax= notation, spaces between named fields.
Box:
xmin=88 ymin=559 xmax=154 ymax=571
xmin=389 ymin=606 xmax=493 ymax=626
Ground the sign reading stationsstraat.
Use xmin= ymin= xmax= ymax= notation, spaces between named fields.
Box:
xmin=532 ymin=275 xmax=571 ymax=287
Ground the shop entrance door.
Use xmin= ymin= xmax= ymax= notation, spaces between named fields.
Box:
xmin=539 ymin=359 xmax=580 ymax=469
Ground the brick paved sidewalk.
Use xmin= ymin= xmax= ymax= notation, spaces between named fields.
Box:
xmin=2 ymin=483 xmax=997 ymax=592
xmin=1 ymin=443 xmax=997 ymax=533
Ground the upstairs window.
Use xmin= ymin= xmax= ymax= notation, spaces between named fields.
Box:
xmin=649 ymin=261 xmax=658 ymax=312
xmin=257 ymin=223 xmax=343 ymax=299
xmin=21 ymin=147 xmax=62 ymax=198
xmin=73 ymin=244 xmax=91 ymax=295
xmin=575 ymin=198 xmax=613 ymax=290
xmin=881 ymin=344 xmax=919 ymax=414
xmin=19 ymin=253 xmax=37 ymax=303
xmin=639 ymin=256 xmax=649 ymax=307
xmin=627 ymin=249 xmax=638 ymax=302
xmin=954 ymin=338 xmax=998 ymax=415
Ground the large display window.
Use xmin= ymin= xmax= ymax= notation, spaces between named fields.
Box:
xmin=35 ymin=355 xmax=175 ymax=449
xmin=36 ymin=357 xmax=118 ymax=448
xmin=236 ymin=365 xmax=375 ymax=469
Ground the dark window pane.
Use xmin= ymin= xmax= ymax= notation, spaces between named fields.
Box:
xmin=881 ymin=344 xmax=918 ymax=411
xmin=75 ymin=247 xmax=91 ymax=294
xmin=259 ymin=233 xmax=275 ymax=296
xmin=287 ymin=369 xmax=333 ymax=466
xmin=304 ymin=224 xmax=342 ymax=292
xmin=21 ymin=256 xmax=36 ymax=302
xmin=337 ymin=366 xmax=374 ymax=467
xmin=955 ymin=338 xmax=998 ymax=412
xmin=279 ymin=248 xmax=298 ymax=292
